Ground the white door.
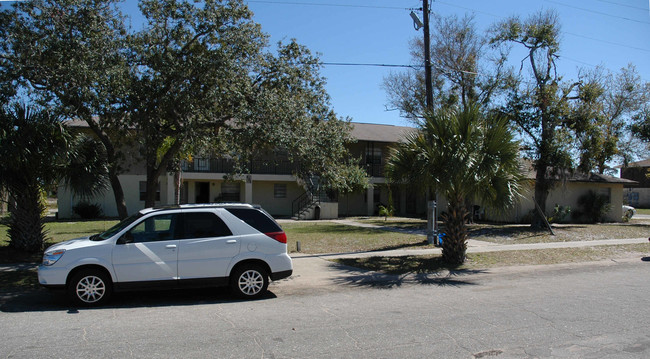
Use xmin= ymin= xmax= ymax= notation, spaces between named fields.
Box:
xmin=112 ymin=214 xmax=179 ymax=282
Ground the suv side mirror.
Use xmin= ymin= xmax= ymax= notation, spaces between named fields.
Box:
xmin=117 ymin=232 xmax=134 ymax=245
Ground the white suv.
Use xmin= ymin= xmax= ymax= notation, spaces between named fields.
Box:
xmin=38 ymin=204 xmax=293 ymax=306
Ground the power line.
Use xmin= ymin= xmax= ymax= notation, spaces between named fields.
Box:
xmin=321 ymin=62 xmax=416 ymax=68
xmin=593 ymin=0 xmax=649 ymax=12
xmin=434 ymin=1 xmax=650 ymax=54
xmin=321 ymin=62 xmax=480 ymax=76
xmin=247 ymin=1 xmax=412 ymax=11
xmin=544 ymin=0 xmax=650 ymax=25
xmin=250 ymin=0 xmax=650 ymax=68
xmin=564 ymin=31 xmax=650 ymax=53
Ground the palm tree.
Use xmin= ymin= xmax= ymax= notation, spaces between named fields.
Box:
xmin=386 ymin=104 xmax=523 ymax=265
xmin=0 ymin=104 xmax=71 ymax=252
xmin=1 ymin=104 xmax=114 ymax=252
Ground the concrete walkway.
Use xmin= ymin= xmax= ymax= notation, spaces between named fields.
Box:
xmin=290 ymin=237 xmax=650 ymax=260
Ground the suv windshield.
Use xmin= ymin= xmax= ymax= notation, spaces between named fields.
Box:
xmin=91 ymin=213 xmax=143 ymax=241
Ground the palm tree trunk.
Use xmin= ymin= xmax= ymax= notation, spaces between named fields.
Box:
xmin=441 ymin=195 xmax=469 ymax=265
xmin=8 ymin=183 xmax=46 ymax=253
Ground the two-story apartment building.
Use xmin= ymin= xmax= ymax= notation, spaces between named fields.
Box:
xmin=57 ymin=122 xmax=422 ymax=219
xmin=57 ymin=120 xmax=632 ymax=222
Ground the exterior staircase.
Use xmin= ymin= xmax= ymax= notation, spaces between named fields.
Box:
xmin=291 ymin=190 xmax=329 ymax=220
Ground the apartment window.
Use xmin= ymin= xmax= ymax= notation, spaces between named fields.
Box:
xmin=365 ymin=143 xmax=382 ymax=165
xmin=274 ymin=184 xmax=287 ymax=198
xmin=220 ymin=182 xmax=240 ymax=202
xmin=196 ymin=158 xmax=210 ymax=172
xmin=139 ymin=181 xmax=160 ymax=201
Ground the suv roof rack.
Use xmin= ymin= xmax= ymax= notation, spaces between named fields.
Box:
xmin=140 ymin=203 xmax=255 ymax=215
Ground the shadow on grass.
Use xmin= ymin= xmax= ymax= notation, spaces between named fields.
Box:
xmin=329 ymin=256 xmax=486 ymax=289
xmin=360 ymin=220 xmax=426 ymax=230
xmin=1 ymin=286 xmax=277 ymax=313
xmin=468 ymin=225 xmax=550 ymax=239
xmin=293 ymin=240 xmax=432 ymax=259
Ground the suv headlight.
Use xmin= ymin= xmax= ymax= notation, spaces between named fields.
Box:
xmin=42 ymin=249 xmax=66 ymax=266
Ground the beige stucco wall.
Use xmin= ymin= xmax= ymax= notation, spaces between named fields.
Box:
xmin=250 ymin=180 xmax=304 ymax=217
xmin=58 ymin=173 xmax=305 ymax=219
xmin=481 ymin=181 xmax=625 ymax=223
xmin=57 ymin=174 xmax=169 ymax=219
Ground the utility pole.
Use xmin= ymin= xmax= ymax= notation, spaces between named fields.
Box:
xmin=422 ymin=0 xmax=433 ymax=111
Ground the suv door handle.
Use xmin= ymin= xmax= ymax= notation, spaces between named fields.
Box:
xmin=226 ymin=240 xmax=237 ymax=244
xmin=165 ymin=244 xmax=177 ymax=249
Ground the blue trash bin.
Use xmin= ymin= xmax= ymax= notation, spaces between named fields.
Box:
xmin=437 ymin=232 xmax=446 ymax=246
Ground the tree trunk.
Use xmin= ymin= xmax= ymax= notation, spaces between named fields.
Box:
xmin=109 ymin=171 xmax=128 ymax=220
xmin=144 ymin=169 xmax=159 ymax=209
xmin=532 ymin=164 xmax=550 ymax=229
xmin=441 ymin=195 xmax=469 ymax=265
xmin=174 ymin=164 xmax=182 ymax=205
xmin=84 ymin=118 xmax=128 ymax=219
xmin=8 ymin=183 xmax=45 ymax=253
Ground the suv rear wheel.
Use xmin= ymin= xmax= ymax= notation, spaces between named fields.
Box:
xmin=230 ymin=265 xmax=269 ymax=299
xmin=68 ymin=269 xmax=112 ymax=306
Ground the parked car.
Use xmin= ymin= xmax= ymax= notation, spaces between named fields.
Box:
xmin=623 ymin=205 xmax=636 ymax=219
xmin=38 ymin=204 xmax=293 ymax=306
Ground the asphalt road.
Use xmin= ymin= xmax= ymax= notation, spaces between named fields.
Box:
xmin=1 ymin=259 xmax=649 ymax=358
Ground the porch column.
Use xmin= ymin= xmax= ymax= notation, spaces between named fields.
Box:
xmin=366 ymin=185 xmax=374 ymax=216
xmin=166 ymin=173 xmax=175 ymax=205
xmin=245 ymin=175 xmax=253 ymax=204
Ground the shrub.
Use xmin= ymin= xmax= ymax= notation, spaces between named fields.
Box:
xmin=548 ymin=205 xmax=571 ymax=223
xmin=72 ymin=202 xmax=103 ymax=219
xmin=378 ymin=204 xmax=394 ymax=221
xmin=573 ymin=191 xmax=611 ymax=223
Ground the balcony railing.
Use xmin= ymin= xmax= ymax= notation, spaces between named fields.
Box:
xmin=364 ymin=163 xmax=385 ymax=178
xmin=181 ymin=157 xmax=386 ymax=178
xmin=181 ymin=158 xmax=299 ymax=175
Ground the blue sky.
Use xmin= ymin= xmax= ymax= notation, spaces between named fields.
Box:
xmin=2 ymin=0 xmax=648 ymax=127
xmin=245 ymin=0 xmax=650 ymax=127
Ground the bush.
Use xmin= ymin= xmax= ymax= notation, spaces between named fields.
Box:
xmin=72 ymin=202 xmax=103 ymax=219
xmin=548 ymin=205 xmax=571 ymax=223
xmin=378 ymin=204 xmax=394 ymax=221
xmin=573 ymin=191 xmax=611 ymax=223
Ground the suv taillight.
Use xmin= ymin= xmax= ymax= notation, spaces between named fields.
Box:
xmin=265 ymin=231 xmax=287 ymax=244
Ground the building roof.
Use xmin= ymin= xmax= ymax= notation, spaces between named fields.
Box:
xmin=349 ymin=122 xmax=415 ymax=143
xmin=620 ymin=158 xmax=650 ymax=168
xmin=521 ymin=160 xmax=637 ymax=185
xmin=65 ymin=119 xmax=416 ymax=144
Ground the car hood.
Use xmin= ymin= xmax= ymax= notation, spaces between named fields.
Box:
xmin=45 ymin=236 xmax=95 ymax=252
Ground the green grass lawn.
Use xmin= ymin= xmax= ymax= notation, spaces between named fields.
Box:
xmin=282 ymin=222 xmax=427 ymax=254
xmin=636 ymin=208 xmax=650 ymax=215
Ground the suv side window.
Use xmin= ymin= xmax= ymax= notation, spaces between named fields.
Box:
xmin=179 ymin=212 xmax=233 ymax=239
xmin=225 ymin=208 xmax=282 ymax=233
xmin=128 ymin=214 xmax=177 ymax=242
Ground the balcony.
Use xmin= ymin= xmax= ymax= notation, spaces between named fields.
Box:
xmin=181 ymin=158 xmax=299 ymax=175
xmin=181 ymin=158 xmax=386 ymax=178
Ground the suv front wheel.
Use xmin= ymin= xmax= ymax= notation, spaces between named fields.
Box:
xmin=230 ymin=265 xmax=269 ymax=299
xmin=68 ymin=269 xmax=112 ymax=306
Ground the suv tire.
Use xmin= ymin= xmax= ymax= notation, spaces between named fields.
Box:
xmin=230 ymin=265 xmax=269 ymax=299
xmin=68 ymin=269 xmax=112 ymax=306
